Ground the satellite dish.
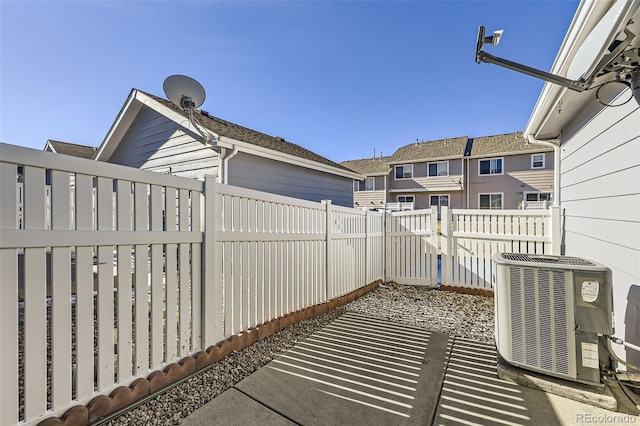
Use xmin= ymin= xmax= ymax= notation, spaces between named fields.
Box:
xmin=163 ymin=75 xmax=206 ymax=109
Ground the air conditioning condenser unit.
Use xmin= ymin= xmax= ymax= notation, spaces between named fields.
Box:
xmin=493 ymin=253 xmax=614 ymax=385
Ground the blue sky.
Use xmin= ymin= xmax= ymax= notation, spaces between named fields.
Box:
xmin=1 ymin=1 xmax=578 ymax=163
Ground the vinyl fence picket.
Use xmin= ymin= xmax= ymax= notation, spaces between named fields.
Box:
xmin=23 ymin=166 xmax=48 ymax=420
xmin=51 ymin=171 xmax=73 ymax=409
xmin=0 ymin=162 xmax=18 ymax=426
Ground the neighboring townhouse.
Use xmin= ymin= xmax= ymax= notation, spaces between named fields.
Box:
xmin=340 ymin=155 xmax=391 ymax=210
xmin=385 ymin=136 xmax=467 ymax=215
xmin=466 ymin=134 xmax=554 ymax=210
xmin=43 ymin=139 xmax=97 ymax=159
xmin=94 ymin=89 xmax=362 ymax=207
xmin=524 ymin=0 xmax=639 ymax=367
xmin=341 ymin=133 xmax=554 ymax=213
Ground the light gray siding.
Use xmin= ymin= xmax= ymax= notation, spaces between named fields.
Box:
xmin=560 ymin=100 xmax=640 ymax=352
xmin=228 ymin=152 xmax=354 ymax=207
xmin=107 ymin=106 xmax=219 ymax=180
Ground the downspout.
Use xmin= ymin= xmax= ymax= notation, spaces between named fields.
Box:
xmin=526 ymin=134 xmax=560 ymax=206
xmin=460 ymin=157 xmax=465 ymax=208
xmin=216 ymin=147 xmax=226 ymax=184
xmin=223 ymin=145 xmax=239 ymax=185
xmin=466 ymin=158 xmax=470 ymax=209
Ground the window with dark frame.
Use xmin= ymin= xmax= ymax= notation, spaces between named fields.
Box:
xmin=479 ymin=193 xmax=503 ymax=209
xmin=479 ymin=158 xmax=503 ymax=175
xmin=395 ymin=165 xmax=413 ymax=179
xmin=428 ymin=161 xmax=449 ymax=177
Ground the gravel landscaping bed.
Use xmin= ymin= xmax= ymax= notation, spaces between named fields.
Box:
xmin=105 ymin=284 xmax=495 ymax=426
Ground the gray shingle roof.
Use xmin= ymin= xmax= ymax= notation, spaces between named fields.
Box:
xmin=468 ymin=133 xmax=552 ymax=156
xmin=141 ymin=91 xmax=353 ymax=173
xmin=389 ymin=137 xmax=469 ymax=163
xmin=383 ymin=133 xmax=552 ymax=164
xmin=340 ymin=157 xmax=391 ymax=175
xmin=46 ymin=140 xmax=97 ymax=159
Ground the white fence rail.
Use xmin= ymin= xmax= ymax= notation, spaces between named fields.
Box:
xmin=0 ymin=143 xmax=384 ymax=425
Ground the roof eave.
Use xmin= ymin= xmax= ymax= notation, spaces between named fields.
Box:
xmin=219 ymin=135 xmax=363 ymax=180
xmin=525 ymin=0 xmax=638 ymax=140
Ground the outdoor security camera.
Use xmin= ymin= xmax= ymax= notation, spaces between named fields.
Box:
xmin=487 ymin=30 xmax=503 ymax=46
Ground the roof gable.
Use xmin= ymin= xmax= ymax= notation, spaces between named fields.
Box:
xmin=45 ymin=140 xmax=97 ymax=159
xmin=95 ymin=89 xmax=359 ymax=179
xmin=340 ymin=157 xmax=391 ymax=175
xmin=142 ymin=92 xmax=353 ymax=171
xmin=389 ymin=137 xmax=469 ymax=163
xmin=468 ymin=133 xmax=553 ymax=157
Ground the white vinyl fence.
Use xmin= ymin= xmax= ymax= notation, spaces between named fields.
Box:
xmin=0 ymin=143 xmax=384 ymax=425
xmin=440 ymin=206 xmax=561 ymax=290
xmin=0 ymin=142 xmax=559 ymax=425
xmin=385 ymin=209 xmax=438 ymax=286
xmin=204 ymin=181 xmax=384 ymax=342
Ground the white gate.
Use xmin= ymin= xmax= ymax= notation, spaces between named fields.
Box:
xmin=384 ymin=208 xmax=438 ymax=287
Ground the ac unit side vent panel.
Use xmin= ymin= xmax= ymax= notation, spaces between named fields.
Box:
xmin=501 ymin=253 xmax=595 ymax=266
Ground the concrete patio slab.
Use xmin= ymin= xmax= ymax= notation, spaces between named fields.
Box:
xmin=432 ymin=338 xmax=638 ymax=425
xmin=179 ymin=388 xmax=295 ymax=426
xmin=234 ymin=312 xmax=450 ymax=426
xmin=182 ymin=313 xmax=639 ymax=426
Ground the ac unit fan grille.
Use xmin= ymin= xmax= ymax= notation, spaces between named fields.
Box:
xmin=553 ymin=272 xmax=569 ymax=374
xmin=501 ymin=253 xmax=594 ymax=266
xmin=539 ymin=271 xmax=553 ymax=371
xmin=509 ymin=266 xmax=569 ymax=375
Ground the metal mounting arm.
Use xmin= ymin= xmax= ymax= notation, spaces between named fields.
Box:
xmin=475 ymin=25 xmax=590 ymax=92
xmin=476 ymin=50 xmax=591 ymax=92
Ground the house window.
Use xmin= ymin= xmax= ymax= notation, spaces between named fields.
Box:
xmin=428 ymin=161 xmax=449 ymax=177
xmin=531 ymin=153 xmax=545 ymax=169
xmin=479 ymin=193 xmax=503 ymax=210
xmin=357 ymin=177 xmax=375 ymax=191
xmin=479 ymin=158 xmax=503 ymax=175
xmin=525 ymin=192 xmax=552 ymax=202
xmin=395 ymin=165 xmax=413 ymax=180
xmin=397 ymin=196 xmax=414 ymax=203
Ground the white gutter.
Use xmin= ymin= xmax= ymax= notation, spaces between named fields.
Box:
xmin=223 ymin=145 xmax=239 ymax=184
xmin=526 ymin=134 xmax=561 ymax=206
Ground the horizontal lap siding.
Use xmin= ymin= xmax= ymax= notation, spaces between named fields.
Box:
xmin=228 ymin=152 xmax=354 ymax=207
xmin=467 ymin=152 xmax=554 ymax=209
xmin=354 ymin=189 xmax=385 ymax=208
xmin=108 ymin=106 xmax=219 ymax=179
xmin=560 ymin=100 xmax=640 ymax=351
